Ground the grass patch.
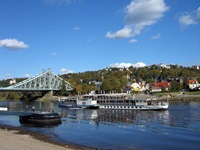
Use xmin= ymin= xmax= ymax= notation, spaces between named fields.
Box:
xmin=187 ymin=91 xmax=200 ymax=95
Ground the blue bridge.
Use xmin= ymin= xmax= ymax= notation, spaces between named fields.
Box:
xmin=0 ymin=69 xmax=72 ymax=92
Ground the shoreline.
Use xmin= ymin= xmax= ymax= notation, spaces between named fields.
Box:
xmin=157 ymin=94 xmax=200 ymax=101
xmin=0 ymin=124 xmax=96 ymax=150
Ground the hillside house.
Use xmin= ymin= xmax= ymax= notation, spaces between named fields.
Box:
xmin=9 ymin=78 xmax=16 ymax=85
xmin=151 ymin=81 xmax=171 ymax=92
xmin=131 ymin=83 xmax=141 ymax=91
xmin=151 ymin=86 xmax=162 ymax=92
xmin=189 ymin=79 xmax=200 ymax=90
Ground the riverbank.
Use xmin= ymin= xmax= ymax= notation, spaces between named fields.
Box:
xmin=155 ymin=94 xmax=200 ymax=101
xmin=0 ymin=124 xmax=96 ymax=150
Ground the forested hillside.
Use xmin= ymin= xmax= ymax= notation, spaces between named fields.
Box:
xmin=61 ymin=65 xmax=200 ymax=94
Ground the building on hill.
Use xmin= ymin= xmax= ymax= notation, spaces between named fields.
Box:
xmin=131 ymin=83 xmax=141 ymax=91
xmin=151 ymin=86 xmax=162 ymax=92
xmin=188 ymin=79 xmax=200 ymax=90
xmin=151 ymin=81 xmax=171 ymax=92
xmin=9 ymin=78 xmax=16 ymax=85
xmin=157 ymin=63 xmax=171 ymax=69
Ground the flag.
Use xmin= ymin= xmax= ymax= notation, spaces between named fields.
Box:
xmin=168 ymin=93 xmax=172 ymax=98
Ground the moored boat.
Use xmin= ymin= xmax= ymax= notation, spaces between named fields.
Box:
xmin=19 ymin=112 xmax=62 ymax=124
xmin=0 ymin=107 xmax=8 ymax=111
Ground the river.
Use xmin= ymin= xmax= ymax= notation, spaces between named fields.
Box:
xmin=0 ymin=100 xmax=200 ymax=150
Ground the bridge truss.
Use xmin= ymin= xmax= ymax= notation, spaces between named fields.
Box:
xmin=0 ymin=69 xmax=72 ymax=91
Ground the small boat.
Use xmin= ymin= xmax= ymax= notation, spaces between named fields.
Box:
xmin=19 ymin=112 xmax=62 ymax=124
xmin=0 ymin=107 xmax=8 ymax=111
xmin=58 ymin=97 xmax=99 ymax=109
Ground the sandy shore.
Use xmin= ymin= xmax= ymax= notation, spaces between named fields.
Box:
xmin=0 ymin=129 xmax=74 ymax=150
xmin=0 ymin=125 xmax=95 ymax=150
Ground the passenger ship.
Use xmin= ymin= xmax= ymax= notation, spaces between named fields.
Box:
xmin=58 ymin=97 xmax=99 ymax=109
xmin=81 ymin=93 xmax=169 ymax=110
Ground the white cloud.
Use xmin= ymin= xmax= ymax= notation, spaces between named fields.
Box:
xmin=24 ymin=74 xmax=31 ymax=78
xmin=60 ymin=68 xmax=74 ymax=74
xmin=105 ymin=0 xmax=169 ymax=39
xmin=151 ymin=33 xmax=161 ymax=40
xmin=197 ymin=7 xmax=200 ymax=18
xmin=179 ymin=15 xmax=197 ymax=26
xmin=129 ymin=38 xmax=138 ymax=43
xmin=0 ymin=38 xmax=29 ymax=50
xmin=105 ymin=27 xmax=133 ymax=38
xmin=178 ymin=7 xmax=200 ymax=27
xmin=110 ymin=62 xmax=146 ymax=68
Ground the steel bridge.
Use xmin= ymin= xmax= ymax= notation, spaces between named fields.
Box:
xmin=0 ymin=69 xmax=72 ymax=92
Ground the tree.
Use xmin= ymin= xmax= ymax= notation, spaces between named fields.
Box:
xmin=119 ymin=75 xmax=128 ymax=88
xmin=6 ymin=92 xmax=21 ymax=100
xmin=170 ymin=81 xmax=183 ymax=92
xmin=60 ymin=80 xmax=69 ymax=96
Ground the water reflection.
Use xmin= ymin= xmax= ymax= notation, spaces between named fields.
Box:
xmin=59 ymin=107 xmax=170 ymax=128
xmin=20 ymin=122 xmax=62 ymax=128
xmin=1 ymin=100 xmax=58 ymax=113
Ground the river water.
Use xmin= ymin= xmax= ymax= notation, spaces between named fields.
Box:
xmin=0 ymin=100 xmax=200 ymax=150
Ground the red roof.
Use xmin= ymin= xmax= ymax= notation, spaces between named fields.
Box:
xmin=153 ymin=82 xmax=171 ymax=88
xmin=189 ymin=79 xmax=197 ymax=84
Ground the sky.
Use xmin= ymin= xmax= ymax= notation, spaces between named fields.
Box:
xmin=0 ymin=0 xmax=200 ymax=79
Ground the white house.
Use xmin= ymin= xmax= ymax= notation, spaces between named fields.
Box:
xmin=189 ymin=79 xmax=200 ymax=90
xmin=9 ymin=78 xmax=16 ymax=85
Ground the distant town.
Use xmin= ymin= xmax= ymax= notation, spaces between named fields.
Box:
xmin=1 ymin=63 xmax=200 ymax=98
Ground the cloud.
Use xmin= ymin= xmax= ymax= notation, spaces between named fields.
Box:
xmin=151 ymin=33 xmax=161 ymax=40
xmin=179 ymin=15 xmax=197 ymax=26
xmin=197 ymin=7 xmax=200 ymax=18
xmin=129 ymin=38 xmax=138 ymax=43
xmin=178 ymin=7 xmax=200 ymax=27
xmin=105 ymin=27 xmax=133 ymax=38
xmin=24 ymin=74 xmax=31 ymax=78
xmin=0 ymin=38 xmax=29 ymax=50
xmin=105 ymin=0 xmax=169 ymax=39
xmin=60 ymin=68 xmax=74 ymax=74
xmin=110 ymin=62 xmax=146 ymax=68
